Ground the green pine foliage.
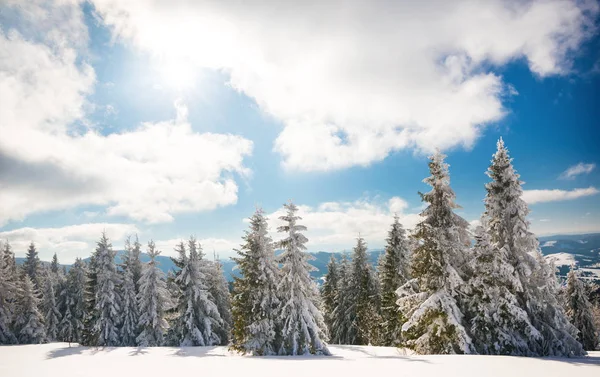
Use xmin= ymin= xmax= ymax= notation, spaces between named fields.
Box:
xmin=348 ymin=237 xmax=380 ymax=345
xmin=321 ymin=255 xmax=339 ymax=341
xmin=230 ymin=209 xmax=281 ymax=355
xmin=565 ymin=266 xmax=599 ymax=351
xmin=397 ymin=152 xmax=472 ymax=354
xmin=378 ymin=215 xmax=410 ymax=346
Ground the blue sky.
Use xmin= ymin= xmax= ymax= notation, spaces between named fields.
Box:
xmin=1 ymin=0 xmax=599 ymax=263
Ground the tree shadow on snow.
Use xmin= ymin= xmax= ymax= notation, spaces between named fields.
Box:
xmin=170 ymin=346 xmax=226 ymax=357
xmin=128 ymin=347 xmax=149 ymax=356
xmin=46 ymin=345 xmax=87 ymax=359
xmin=46 ymin=345 xmax=117 ymax=359
xmin=539 ymin=354 xmax=600 ymax=367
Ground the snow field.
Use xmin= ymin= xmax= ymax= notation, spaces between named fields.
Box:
xmin=1 ymin=343 xmax=599 ymax=377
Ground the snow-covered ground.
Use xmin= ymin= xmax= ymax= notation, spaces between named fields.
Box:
xmin=0 ymin=343 xmax=599 ymax=377
xmin=545 ymin=252 xmax=576 ymax=266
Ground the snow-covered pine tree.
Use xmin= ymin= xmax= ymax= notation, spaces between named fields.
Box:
xmin=565 ymin=266 xmax=599 ymax=350
xmin=120 ymin=243 xmax=140 ymax=346
xmin=465 ymin=223 xmax=538 ymax=355
xmin=170 ymin=238 xmax=222 ymax=346
xmin=396 ymin=151 xmax=472 ymax=354
xmin=137 ymin=241 xmax=170 ymax=346
xmin=23 ymin=242 xmax=42 ymax=290
xmin=50 ymin=253 xmax=59 ymax=275
xmin=347 ymin=237 xmax=380 ymax=345
xmin=205 ymin=257 xmax=232 ymax=345
xmin=42 ymin=272 xmax=61 ymax=341
xmin=276 ymin=201 xmax=329 ymax=355
xmin=231 ymin=208 xmax=281 ymax=355
xmin=14 ymin=275 xmax=46 ymax=344
xmin=483 ymin=138 xmax=583 ymax=356
xmin=93 ymin=232 xmax=121 ymax=346
xmin=378 ymin=215 xmax=410 ymax=347
xmin=81 ymin=251 xmax=99 ymax=346
xmin=123 ymin=235 xmax=143 ymax=294
xmin=331 ymin=254 xmax=352 ymax=344
xmin=67 ymin=258 xmax=87 ymax=343
xmin=0 ymin=241 xmax=17 ymax=344
xmin=164 ymin=268 xmax=181 ymax=346
xmin=321 ymin=255 xmax=339 ymax=340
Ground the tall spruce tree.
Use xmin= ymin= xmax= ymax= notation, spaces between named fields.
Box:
xmin=465 ymin=223 xmax=537 ymax=355
xmin=170 ymin=238 xmax=222 ymax=346
xmin=396 ymin=151 xmax=472 ymax=354
xmin=565 ymin=266 xmax=599 ymax=350
xmin=124 ymin=235 xmax=143 ymax=294
xmin=482 ymin=138 xmax=583 ymax=356
xmin=50 ymin=253 xmax=60 ymax=275
xmin=378 ymin=215 xmax=410 ymax=346
xmin=23 ymin=242 xmax=42 ymax=290
xmin=42 ymin=272 xmax=61 ymax=341
xmin=276 ymin=201 xmax=329 ymax=355
xmin=81 ymin=249 xmax=99 ymax=346
xmin=61 ymin=258 xmax=87 ymax=343
xmin=93 ymin=232 xmax=121 ymax=346
xmin=347 ymin=237 xmax=380 ymax=345
xmin=331 ymin=255 xmax=352 ymax=344
xmin=137 ymin=241 xmax=170 ymax=346
xmin=230 ymin=208 xmax=281 ymax=355
xmin=205 ymin=258 xmax=233 ymax=345
xmin=120 ymin=244 xmax=140 ymax=346
xmin=0 ymin=241 xmax=17 ymax=344
xmin=14 ymin=275 xmax=46 ymax=344
xmin=321 ymin=255 xmax=339 ymax=341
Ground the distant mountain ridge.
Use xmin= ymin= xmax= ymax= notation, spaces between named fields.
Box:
xmin=16 ymin=233 xmax=600 ymax=282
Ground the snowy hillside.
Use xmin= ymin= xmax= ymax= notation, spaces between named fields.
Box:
xmin=1 ymin=343 xmax=598 ymax=377
xmin=540 ymin=233 xmax=600 ymax=278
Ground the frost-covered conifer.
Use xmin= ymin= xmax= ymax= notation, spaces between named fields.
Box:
xmin=50 ymin=253 xmax=60 ymax=275
xmin=347 ymin=237 xmax=380 ymax=345
xmin=378 ymin=215 xmax=410 ymax=346
xmin=66 ymin=258 xmax=87 ymax=343
xmin=42 ymin=273 xmax=61 ymax=341
xmin=205 ymin=257 xmax=232 ymax=345
xmin=231 ymin=208 xmax=281 ymax=355
xmin=123 ymin=235 xmax=143 ymax=294
xmin=565 ymin=266 xmax=598 ymax=350
xmin=482 ymin=138 xmax=583 ymax=356
xmin=321 ymin=255 xmax=339 ymax=339
xmin=120 ymin=244 xmax=140 ymax=346
xmin=81 ymin=252 xmax=99 ymax=346
xmin=93 ymin=232 xmax=121 ymax=346
xmin=23 ymin=242 xmax=42 ymax=290
xmin=170 ymin=238 xmax=222 ymax=346
xmin=0 ymin=241 xmax=17 ymax=344
xmin=15 ymin=275 xmax=46 ymax=344
xmin=277 ymin=201 xmax=329 ymax=355
xmin=137 ymin=241 xmax=170 ymax=346
xmin=331 ymin=255 xmax=352 ymax=344
xmin=465 ymin=223 xmax=537 ymax=355
xmin=396 ymin=152 xmax=472 ymax=354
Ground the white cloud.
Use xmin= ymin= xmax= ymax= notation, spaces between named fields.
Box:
xmin=522 ymin=187 xmax=599 ymax=204
xmin=559 ymin=162 xmax=596 ymax=180
xmin=92 ymin=0 xmax=598 ymax=171
xmin=264 ymin=196 xmax=421 ymax=252
xmin=0 ymin=2 xmax=253 ymax=225
xmin=0 ymin=223 xmax=139 ymax=263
